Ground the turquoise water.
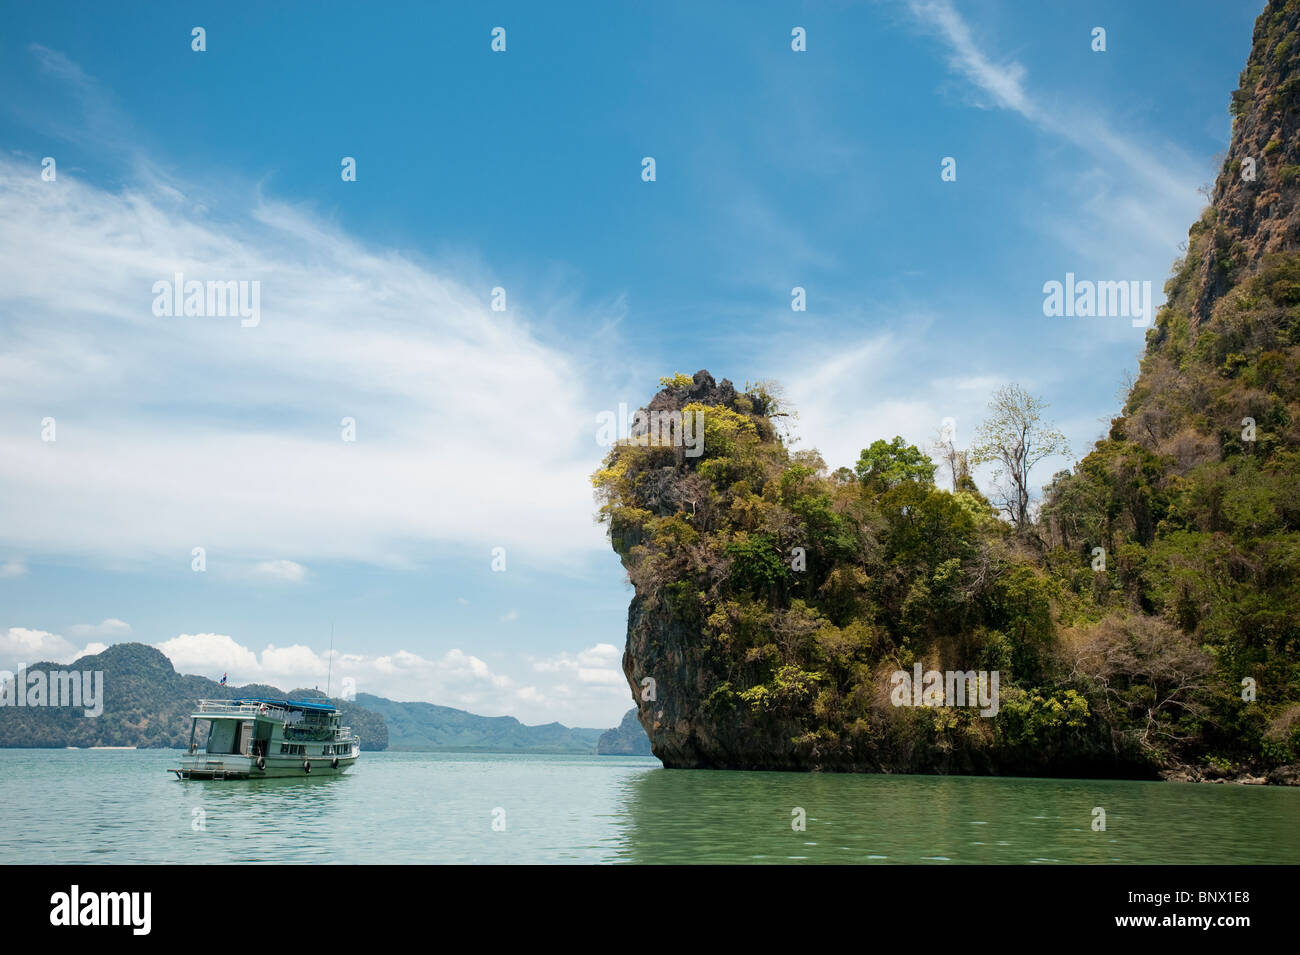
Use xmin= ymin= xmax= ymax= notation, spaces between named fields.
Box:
xmin=2 ymin=749 xmax=1297 ymax=863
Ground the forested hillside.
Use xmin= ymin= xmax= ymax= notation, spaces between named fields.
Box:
xmin=593 ymin=0 xmax=1300 ymax=782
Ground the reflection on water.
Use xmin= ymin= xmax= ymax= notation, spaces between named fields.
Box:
xmin=614 ymin=767 xmax=1300 ymax=864
xmin=1 ymin=749 xmax=1296 ymax=864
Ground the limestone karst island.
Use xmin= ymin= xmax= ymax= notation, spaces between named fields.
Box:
xmin=595 ymin=3 xmax=1300 ymax=783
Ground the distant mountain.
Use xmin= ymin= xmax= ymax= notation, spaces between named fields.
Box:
xmin=356 ymin=693 xmax=604 ymax=753
xmin=0 ymin=643 xmax=388 ymax=750
xmin=0 ymin=642 xmax=650 ymax=758
xmin=596 ymin=708 xmax=653 ymax=756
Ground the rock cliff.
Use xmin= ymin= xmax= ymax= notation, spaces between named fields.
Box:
xmin=1193 ymin=0 xmax=1300 ymax=324
xmin=595 ymin=3 xmax=1300 ymax=780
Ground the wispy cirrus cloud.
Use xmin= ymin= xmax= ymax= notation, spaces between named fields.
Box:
xmin=906 ymin=0 xmax=1204 ymax=258
xmin=908 ymin=0 xmax=1035 ymax=116
xmin=250 ymin=560 xmax=308 ymax=584
xmin=0 ymin=43 xmax=632 ymax=575
xmin=68 ymin=618 xmax=132 ymax=639
xmin=0 ymin=155 xmax=610 ymax=569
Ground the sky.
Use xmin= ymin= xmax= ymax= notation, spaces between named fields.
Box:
xmin=0 ymin=0 xmax=1264 ymax=728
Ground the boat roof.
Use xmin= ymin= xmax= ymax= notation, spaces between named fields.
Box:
xmin=235 ymin=698 xmax=338 ymax=713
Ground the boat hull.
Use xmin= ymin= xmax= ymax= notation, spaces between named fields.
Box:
xmin=173 ymin=753 xmax=359 ymax=780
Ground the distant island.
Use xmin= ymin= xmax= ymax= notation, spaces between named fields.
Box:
xmin=596 ymin=709 xmax=655 ymax=756
xmin=0 ymin=643 xmax=388 ymax=750
xmin=0 ymin=642 xmax=654 ymax=756
xmin=356 ymin=693 xmax=607 ymax=754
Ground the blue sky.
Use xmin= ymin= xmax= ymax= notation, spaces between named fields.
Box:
xmin=0 ymin=1 xmax=1263 ymax=727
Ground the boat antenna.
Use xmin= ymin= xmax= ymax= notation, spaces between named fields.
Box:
xmin=327 ymin=621 xmax=334 ymax=701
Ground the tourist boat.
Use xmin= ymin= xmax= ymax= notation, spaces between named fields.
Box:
xmin=173 ymin=698 xmax=360 ymax=780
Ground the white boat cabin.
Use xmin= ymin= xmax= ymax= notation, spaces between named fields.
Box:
xmin=173 ymin=698 xmax=360 ymax=780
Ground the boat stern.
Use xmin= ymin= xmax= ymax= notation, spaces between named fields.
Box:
xmin=174 ymin=753 xmax=258 ymax=780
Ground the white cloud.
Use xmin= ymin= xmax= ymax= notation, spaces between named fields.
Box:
xmin=0 ymin=151 xmax=615 ymax=572
xmin=0 ymin=626 xmax=107 ymax=669
xmin=148 ymin=631 xmax=630 ymax=726
xmin=746 ymin=2 xmax=1209 ymax=493
xmin=576 ymin=667 xmax=626 ymax=686
xmin=532 ymin=642 xmax=625 ymax=687
xmin=777 ymin=330 xmax=947 ymax=473
xmin=0 ymin=627 xmax=73 ymax=668
xmin=68 ymin=618 xmax=132 ymax=638
xmin=906 ymin=0 xmax=1203 ymax=271
xmin=152 ymin=633 xmax=511 ymax=697
xmin=930 ymin=375 xmax=1006 ymax=397
xmin=0 ymin=560 xmax=26 ymax=578
xmin=155 ymin=632 xmax=261 ymax=677
xmin=908 ymin=0 xmax=1034 ymax=116
xmin=250 ymin=560 xmax=307 ymax=584
xmin=768 ymin=323 xmax=1081 ymax=501
xmin=436 ymin=648 xmax=512 ymax=689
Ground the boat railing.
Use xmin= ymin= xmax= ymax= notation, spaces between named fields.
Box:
xmin=195 ymin=700 xmax=290 ymax=720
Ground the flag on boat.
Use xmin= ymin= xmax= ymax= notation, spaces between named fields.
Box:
xmin=219 ymin=673 xmax=227 ymax=686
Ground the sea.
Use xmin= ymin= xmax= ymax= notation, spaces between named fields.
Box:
xmin=2 ymin=749 xmax=1297 ymax=864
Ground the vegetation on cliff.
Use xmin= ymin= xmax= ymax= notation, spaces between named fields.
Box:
xmin=593 ymin=3 xmax=1300 ymax=780
xmin=594 ymin=371 xmax=1127 ymax=774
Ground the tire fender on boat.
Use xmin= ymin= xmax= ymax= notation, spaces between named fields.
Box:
xmin=256 ymin=756 xmax=266 ymax=771
xmin=331 ymin=757 xmax=339 ymax=770
xmin=303 ymin=759 xmax=311 ymax=774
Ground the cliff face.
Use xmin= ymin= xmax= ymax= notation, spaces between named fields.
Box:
xmin=624 ymin=587 xmax=822 ymax=769
xmin=1193 ymin=0 xmax=1300 ymax=324
xmin=596 ymin=2 xmax=1300 ymax=780
xmin=604 ymin=372 xmax=834 ymax=770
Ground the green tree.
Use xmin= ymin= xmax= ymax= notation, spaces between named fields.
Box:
xmin=854 ymin=437 xmax=936 ymax=492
